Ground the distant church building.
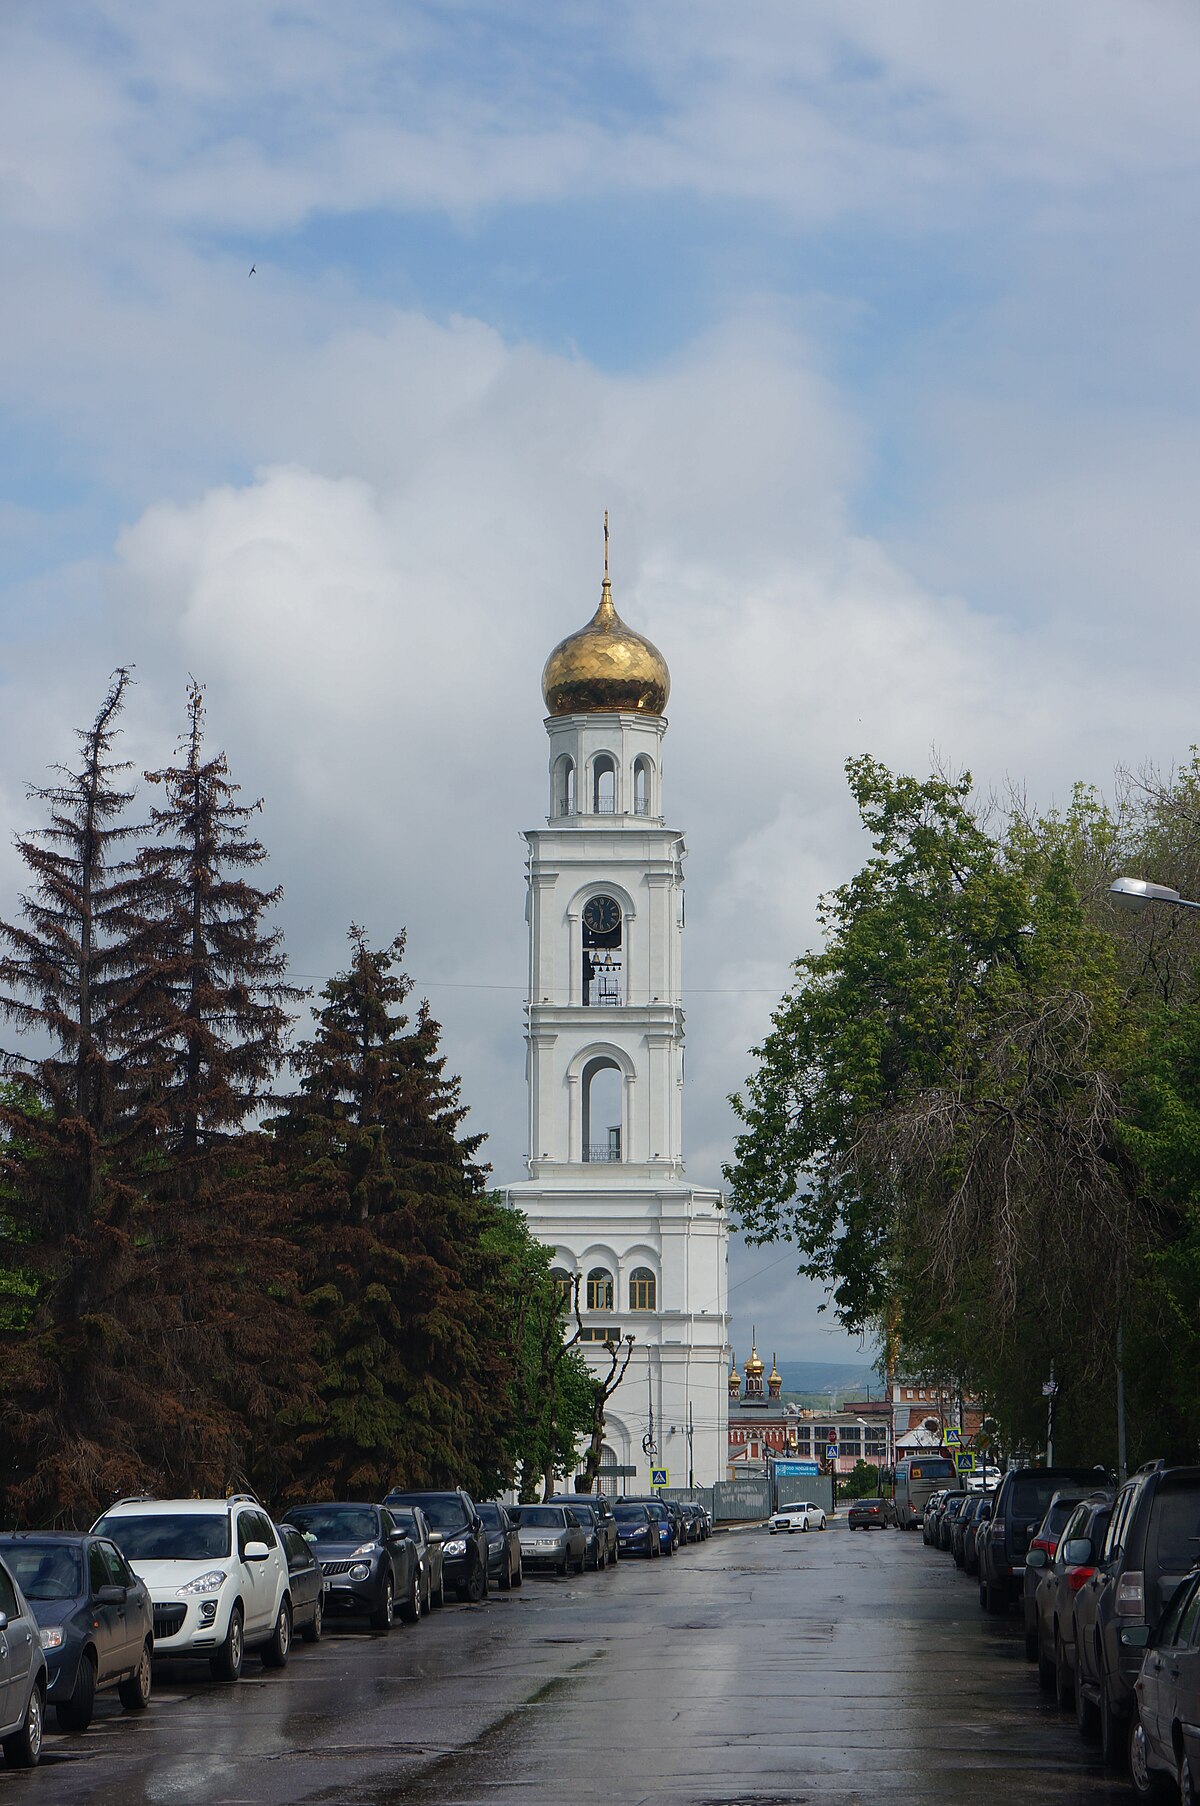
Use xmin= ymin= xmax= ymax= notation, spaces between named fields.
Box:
xmin=504 ymin=535 xmax=730 ymax=1489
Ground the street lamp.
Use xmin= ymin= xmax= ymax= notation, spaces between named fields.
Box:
xmin=1108 ymin=876 xmax=1200 ymax=914
xmin=1101 ymin=873 xmax=1200 ymax=1480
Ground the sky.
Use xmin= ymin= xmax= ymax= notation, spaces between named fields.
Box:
xmin=4 ymin=0 xmax=1200 ymax=1364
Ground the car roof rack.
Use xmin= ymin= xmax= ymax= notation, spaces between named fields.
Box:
xmin=107 ymin=1494 xmax=157 ymax=1508
xmin=227 ymin=1491 xmax=262 ymax=1506
xmin=1134 ymin=1460 xmax=1167 ymax=1475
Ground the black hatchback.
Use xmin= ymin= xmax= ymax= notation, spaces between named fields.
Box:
xmin=0 ymin=1534 xmax=153 ymax=1733
xmin=283 ymin=1504 xmax=422 ymax=1631
xmin=383 ymin=1489 xmax=490 ymax=1603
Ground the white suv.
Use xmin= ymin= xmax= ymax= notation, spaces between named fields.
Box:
xmin=91 ymin=1496 xmax=291 ymax=1681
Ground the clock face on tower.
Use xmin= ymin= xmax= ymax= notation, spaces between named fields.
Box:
xmin=583 ymin=895 xmax=621 ymax=937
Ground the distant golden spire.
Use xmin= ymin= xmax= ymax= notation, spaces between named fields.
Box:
xmin=604 ymin=508 xmax=609 ymax=580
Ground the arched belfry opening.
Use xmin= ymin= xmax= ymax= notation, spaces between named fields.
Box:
xmin=555 ymin=754 xmax=575 ymax=817
xmin=592 ymin=753 xmax=616 ymax=814
xmin=633 ymin=754 xmax=652 ymax=817
xmin=581 ymin=1054 xmax=623 ymax=1162
xmin=582 ymin=893 xmax=622 ymax=1006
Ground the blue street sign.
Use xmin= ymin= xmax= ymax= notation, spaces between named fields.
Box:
xmin=650 ymin=1468 xmax=669 ymax=1488
xmin=774 ymin=1460 xmax=820 ymax=1477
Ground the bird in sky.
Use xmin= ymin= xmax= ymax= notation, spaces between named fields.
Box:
xmin=248 ymin=265 xmax=256 ymax=276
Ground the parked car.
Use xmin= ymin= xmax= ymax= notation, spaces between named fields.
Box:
xmin=963 ymin=1497 xmax=992 ymax=1576
xmin=0 ymin=1533 xmax=153 ymax=1732
xmin=387 ymin=1504 xmax=445 ymax=1608
xmin=383 ymin=1489 xmax=490 ymax=1603
xmin=681 ymin=1502 xmax=711 ymax=1541
xmin=922 ymin=1491 xmax=949 ymax=1545
xmin=1020 ymin=1488 xmax=1095 ymax=1658
xmin=1071 ymin=1461 xmax=1200 ymax=1765
xmin=0 ymin=1552 xmax=48 ymax=1767
xmin=92 ymin=1495 xmax=293 ymax=1682
xmin=938 ymin=1493 xmax=969 ymax=1552
xmin=1028 ymin=1494 xmax=1114 ymax=1711
xmin=848 ymin=1499 xmax=889 ymax=1531
xmin=283 ymin=1503 xmax=422 ymax=1630
xmin=951 ymin=1496 xmax=990 ymax=1569
xmin=477 ymin=1502 xmax=523 ymax=1591
xmin=569 ymin=1499 xmax=618 ymax=1569
xmin=977 ymin=1466 xmax=1103 ymax=1614
xmin=273 ymin=1523 xmax=327 ymax=1643
xmin=612 ymin=1501 xmax=660 ymax=1558
xmin=1127 ymin=1567 xmax=1200 ymax=1802
xmin=770 ymin=1502 xmax=827 ymax=1535
xmin=626 ymin=1497 xmax=676 ymax=1555
xmin=509 ymin=1505 xmax=587 ymax=1575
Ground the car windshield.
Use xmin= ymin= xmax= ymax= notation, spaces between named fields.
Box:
xmin=1 ymin=1544 xmax=82 ymax=1600
xmin=512 ymin=1508 xmax=564 ymax=1529
xmin=1151 ymin=1485 xmax=1200 ymax=1574
xmin=613 ymin=1503 xmax=648 ymax=1521
xmin=389 ymin=1496 xmax=468 ymax=1532
xmin=93 ymin=1513 xmax=230 ymax=1560
xmin=286 ymin=1506 xmax=379 ymax=1542
xmin=476 ymin=1504 xmax=504 ymax=1528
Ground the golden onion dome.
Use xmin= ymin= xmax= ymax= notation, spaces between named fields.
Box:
xmin=541 ymin=556 xmax=670 ymax=717
xmin=769 ymin=1354 xmax=782 ymax=1385
xmin=745 ymin=1343 xmax=765 ymax=1377
xmin=729 ymin=1360 xmax=742 ymax=1387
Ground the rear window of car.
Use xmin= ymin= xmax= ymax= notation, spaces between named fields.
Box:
xmin=0 ymin=1543 xmax=82 ymax=1601
xmin=93 ymin=1513 xmax=230 ymax=1560
xmin=388 ymin=1496 xmax=468 ymax=1532
xmin=1011 ymin=1477 xmax=1066 ymax=1521
xmin=571 ymin=1502 xmax=597 ymax=1522
xmin=511 ymin=1508 xmax=564 ymax=1529
xmin=1150 ymin=1484 xmax=1200 ymax=1576
xmin=287 ymin=1506 xmax=379 ymax=1542
xmin=1041 ymin=1497 xmax=1085 ymax=1538
xmin=908 ymin=1461 xmax=955 ymax=1480
xmin=477 ymin=1504 xmax=505 ymax=1528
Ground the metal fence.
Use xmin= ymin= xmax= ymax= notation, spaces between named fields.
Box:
xmin=775 ymin=1473 xmax=834 ymax=1516
xmin=711 ymin=1477 xmax=772 ymax=1522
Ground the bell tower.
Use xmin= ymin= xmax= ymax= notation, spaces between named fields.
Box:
xmin=505 ymin=526 xmax=730 ymax=1492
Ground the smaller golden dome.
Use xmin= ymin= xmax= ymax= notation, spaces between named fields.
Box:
xmin=728 ymin=1362 xmax=742 ymax=1395
xmin=541 ymin=569 xmax=670 ymax=718
xmin=745 ymin=1343 xmax=765 ymax=1377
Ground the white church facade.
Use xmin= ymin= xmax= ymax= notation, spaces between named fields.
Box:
xmin=504 ymin=542 xmax=730 ymax=1491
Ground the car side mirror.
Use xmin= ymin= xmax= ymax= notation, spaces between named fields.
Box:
xmin=1120 ymin=1624 xmax=1152 ymax=1649
xmin=244 ymin=1541 xmax=271 ymax=1562
xmin=0 ymin=1611 xmax=8 ymax=1633
xmin=428 ymin=1528 xmax=443 ymax=1543
xmin=1061 ymin=1538 xmax=1093 ymax=1566
xmin=1025 ymin=1548 xmax=1048 ymax=1570
xmin=96 ymin=1584 xmax=126 ymax=1604
xmin=472 ymin=1518 xmax=483 ymax=1535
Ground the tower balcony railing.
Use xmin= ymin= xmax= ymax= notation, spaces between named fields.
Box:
xmin=585 ymin=1143 xmax=623 ymax=1162
xmin=553 ymin=799 xmax=655 ymax=818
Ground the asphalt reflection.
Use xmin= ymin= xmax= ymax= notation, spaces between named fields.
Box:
xmin=27 ymin=1522 xmax=1129 ymax=1805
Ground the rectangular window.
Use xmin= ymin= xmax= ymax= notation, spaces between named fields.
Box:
xmin=580 ymin=1326 xmax=621 ymax=1343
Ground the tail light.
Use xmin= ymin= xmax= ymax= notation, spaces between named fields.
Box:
xmin=1116 ymin=1571 xmax=1144 ymax=1616
xmin=1031 ymin=1536 xmax=1059 ymax=1557
xmin=1066 ymin=1566 xmax=1095 ymax=1592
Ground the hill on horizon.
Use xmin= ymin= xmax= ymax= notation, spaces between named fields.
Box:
xmin=774 ymin=1360 xmax=881 ymax=1399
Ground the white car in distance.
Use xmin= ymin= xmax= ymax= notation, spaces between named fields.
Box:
xmin=769 ymin=1502 xmax=827 ymax=1534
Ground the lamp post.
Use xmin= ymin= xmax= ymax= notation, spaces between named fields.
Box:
xmin=1104 ymin=874 xmax=1200 ymax=1480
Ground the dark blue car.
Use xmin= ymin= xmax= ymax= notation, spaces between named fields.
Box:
xmin=612 ymin=1501 xmax=661 ymax=1558
xmin=0 ymin=1533 xmax=153 ymax=1732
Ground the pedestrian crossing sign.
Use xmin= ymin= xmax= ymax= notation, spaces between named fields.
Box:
xmin=651 ymin=1468 xmax=669 ymax=1488
xmin=954 ymin=1451 xmax=977 ymax=1473
xmin=943 ymin=1426 xmax=962 ymax=1446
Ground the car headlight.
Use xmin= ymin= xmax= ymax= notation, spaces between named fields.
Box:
xmin=350 ymin=1543 xmax=379 ymax=1558
xmin=443 ymin=1537 xmax=468 ymax=1556
xmin=349 ymin=1563 xmax=371 ymax=1581
xmin=39 ymin=1627 xmax=64 ymax=1649
xmin=179 ymin=1570 xmax=227 ymax=1596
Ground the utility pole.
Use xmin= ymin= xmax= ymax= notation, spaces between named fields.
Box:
xmin=1116 ymin=1319 xmax=1128 ymax=1483
xmin=1043 ymin=1364 xmax=1058 ymax=1466
xmin=687 ymin=1401 xmax=695 ymax=1490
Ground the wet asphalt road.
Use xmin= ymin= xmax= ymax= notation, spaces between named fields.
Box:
xmin=31 ymin=1520 xmax=1131 ymax=1806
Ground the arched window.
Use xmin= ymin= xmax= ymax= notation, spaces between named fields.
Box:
xmin=592 ymin=753 xmax=616 ymax=814
xmin=633 ymin=756 xmax=651 ymax=816
xmin=555 ymin=755 xmax=575 ymax=817
xmin=551 ymin=1268 xmax=575 ymax=1312
xmin=629 ymin=1267 xmax=657 ymax=1311
xmin=586 ymin=1267 xmax=614 ymax=1311
xmin=581 ymin=1056 xmax=622 ymax=1158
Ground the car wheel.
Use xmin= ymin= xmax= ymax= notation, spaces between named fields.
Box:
xmin=801 ymin=1521 xmax=808 ymax=1533
xmin=1180 ymin=1750 xmax=1198 ymax=1806
xmin=557 ymin=1553 xmax=568 ymax=1577
xmin=119 ymin=1638 xmax=154 ymax=1709
xmin=261 ymin=1597 xmax=292 ymax=1669
xmin=211 ymin=1605 xmax=244 ymax=1682
xmin=1037 ymin=1634 xmax=1055 ymax=1692
xmin=56 ymin=1651 xmax=96 ymax=1733
xmin=819 ymin=1517 xmax=827 ymax=1530
xmin=399 ymin=1566 xmax=422 ymax=1622
xmin=1074 ymin=1664 xmax=1098 ymax=1738
xmin=301 ymin=1596 xmax=323 ymax=1644
xmin=1100 ymin=1681 xmax=1127 ymax=1770
xmin=1128 ymin=1710 xmax=1164 ymax=1802
xmin=371 ymin=1576 xmax=395 ymax=1633
xmin=2 ymin=1682 xmax=43 ymax=1769
xmin=435 ymin=1570 xmax=445 ymax=1608
xmin=511 ymin=1560 xmax=523 ymax=1587
xmin=1024 ymin=1622 xmax=1038 ymax=1662
xmin=1053 ymin=1632 xmax=1073 ymax=1710
xmin=423 ymin=1572 xmax=432 ymax=1613
xmin=464 ymin=1557 xmax=487 ymax=1603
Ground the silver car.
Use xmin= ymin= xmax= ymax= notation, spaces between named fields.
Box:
xmin=509 ymin=1506 xmax=587 ymax=1576
xmin=0 ymin=1553 xmax=48 ymax=1767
